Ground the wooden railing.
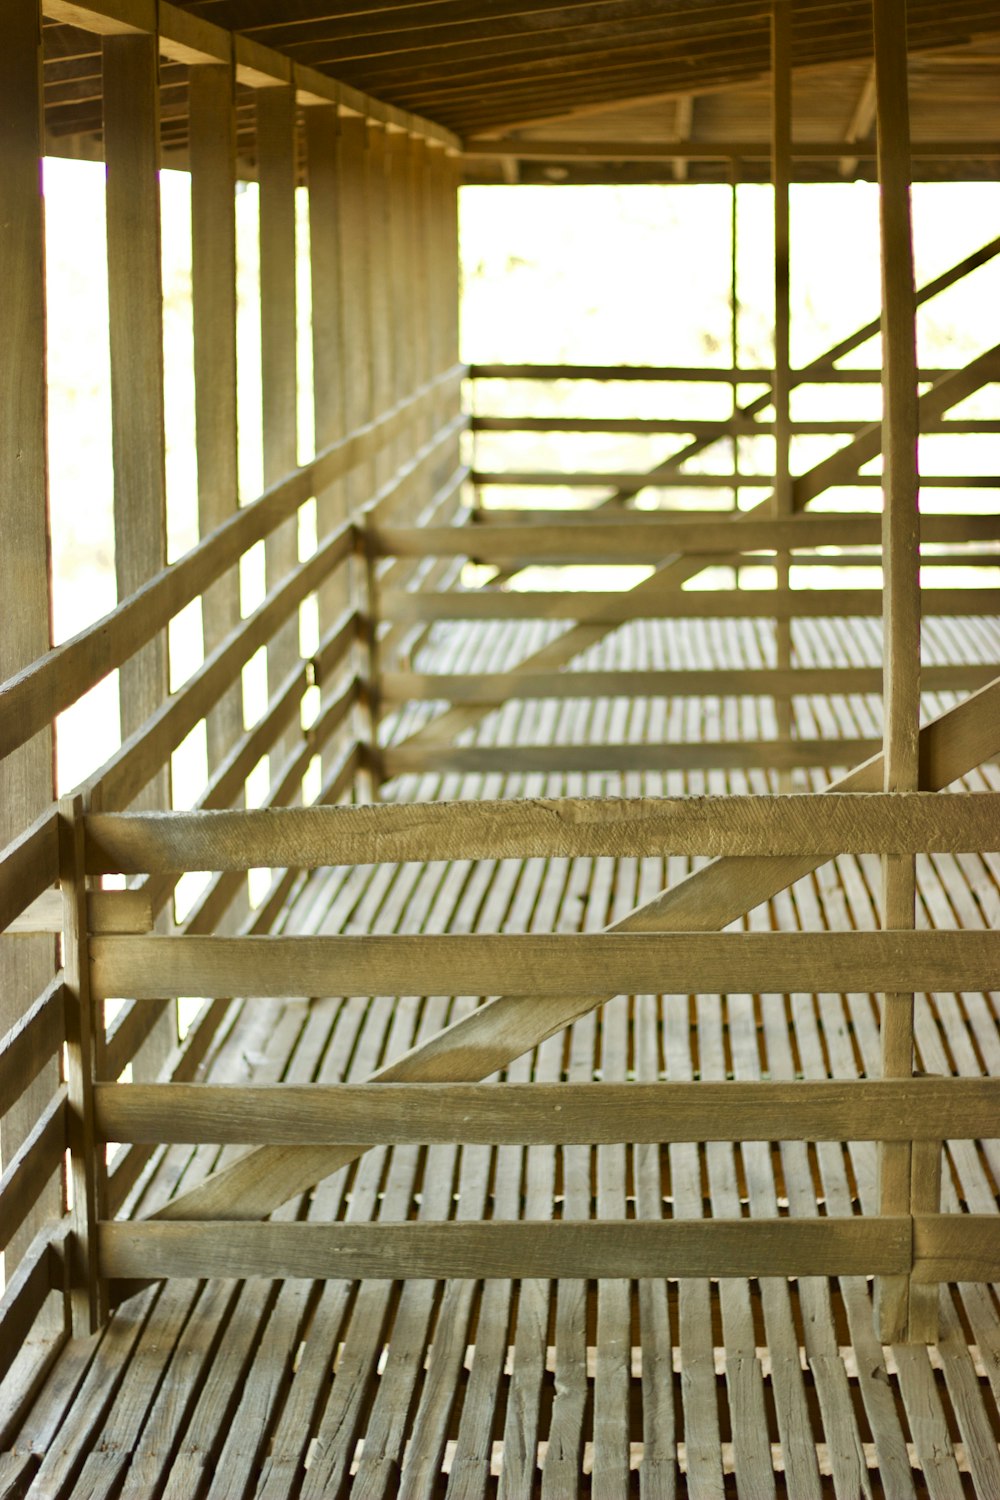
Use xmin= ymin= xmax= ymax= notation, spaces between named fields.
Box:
xmin=44 ymin=792 xmax=1000 ymax=1330
xmin=0 ymin=0 xmax=467 ymax=1379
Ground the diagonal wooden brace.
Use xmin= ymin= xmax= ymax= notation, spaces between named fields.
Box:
xmin=152 ymin=672 xmax=1000 ymax=1224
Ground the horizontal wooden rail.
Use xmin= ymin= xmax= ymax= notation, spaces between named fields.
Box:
xmin=471 ymin=470 xmax=997 ymax=491
xmin=6 ymin=888 xmax=152 ymax=936
xmin=374 ymin=513 xmax=1000 ymax=560
xmin=0 ymin=367 xmax=465 ymax=766
xmin=465 ymin=137 xmax=1000 ymax=162
xmin=381 ymin=663 xmax=999 ymax=705
xmin=83 ymin=793 xmax=1000 ymax=873
xmin=468 ymin=362 xmax=957 ymax=383
xmin=0 ymin=978 xmax=65 ymax=1119
xmin=93 ymin=1078 xmax=1000 ymax=1146
xmin=0 ymin=1228 xmax=63 ymax=1389
xmin=0 ymin=809 xmax=59 ymax=935
xmin=382 ymin=587 xmax=1000 ymax=624
xmin=381 ymin=740 xmax=884 ymax=777
xmin=0 ymin=1088 xmax=66 ymax=1256
xmin=99 ymin=1217 xmax=911 ymax=1281
xmin=89 ymin=930 xmax=1000 ymax=1002
xmin=911 ymin=1217 xmax=1000 ymax=1283
xmin=470 ymin=415 xmax=1000 ymax=436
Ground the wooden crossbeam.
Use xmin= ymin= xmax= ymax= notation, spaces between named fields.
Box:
xmin=90 ymin=930 xmax=1000 ymax=1004
xmin=106 ymin=1218 xmax=913 ymax=1282
xmin=98 ymin=1078 xmax=1000 ymax=1147
xmin=153 ymin=672 xmax=1000 ymax=1224
xmin=83 ymin=792 xmax=1000 ymax=873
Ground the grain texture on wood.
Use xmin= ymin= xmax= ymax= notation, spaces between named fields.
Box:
xmin=99 ymin=1217 xmax=911 ymax=1281
xmin=190 ymin=58 xmax=243 ymax=772
xmin=94 ymin=1077 xmax=1000 ymax=1146
xmin=83 ymin=792 xmax=1000 ymax=872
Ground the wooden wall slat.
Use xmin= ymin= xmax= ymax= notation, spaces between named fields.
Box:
xmin=190 ymin=57 xmax=243 ymax=776
xmin=257 ymin=84 xmax=301 ymax=778
xmin=0 ymin=0 xmax=60 ymax=1282
xmin=102 ymin=32 xmax=170 ymax=813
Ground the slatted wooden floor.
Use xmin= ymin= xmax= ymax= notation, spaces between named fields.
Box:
xmin=2 ymin=610 xmax=999 ymax=1499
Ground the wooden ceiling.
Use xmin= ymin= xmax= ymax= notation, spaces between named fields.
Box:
xmin=41 ymin=0 xmax=1000 ymax=182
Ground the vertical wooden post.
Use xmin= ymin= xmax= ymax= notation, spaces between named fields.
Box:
xmin=306 ymin=105 xmax=347 ymax=625
xmin=257 ymin=84 xmax=300 ymax=777
xmin=0 ymin=0 xmax=61 ymax=1282
xmin=103 ymin=31 xmax=174 ymax=1075
xmin=771 ymin=0 xmax=794 ymax=787
xmin=340 ymin=116 xmax=378 ymax=801
xmin=872 ymin=0 xmax=924 ymax=1344
xmin=59 ymin=796 xmax=106 ymax=1335
xmin=190 ymin=55 xmax=243 ymax=777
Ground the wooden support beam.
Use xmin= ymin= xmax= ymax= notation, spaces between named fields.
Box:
xmin=90 ymin=930 xmax=1000 ymax=1005
xmin=83 ymin=793 xmax=1000 ymax=873
xmin=0 ymin=0 xmax=60 ymax=1280
xmin=59 ymin=796 xmax=105 ymax=1333
xmin=103 ymin=1217 xmax=912 ymax=1283
xmin=189 ymin=58 xmax=242 ymax=777
xmin=94 ymin=1078 xmax=1000 ymax=1147
xmin=257 ymin=86 xmax=301 ymax=777
xmin=872 ymin=0 xmax=925 ymax=1346
xmin=152 ymin=672 xmax=1000 ymax=1225
xmin=673 ymin=94 xmax=694 ymax=181
xmin=103 ymin=32 xmax=169 ymax=814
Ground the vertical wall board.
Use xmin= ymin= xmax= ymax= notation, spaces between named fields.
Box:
xmin=771 ymin=0 xmax=793 ymax=771
xmin=102 ymin=33 xmax=170 ymax=809
xmin=339 ymin=117 xmax=374 ymax=523
xmin=189 ymin=60 xmax=243 ymax=779
xmin=306 ymin=106 xmax=347 ymax=614
xmin=257 ymin=85 xmax=300 ymax=777
xmin=102 ymin=32 xmax=175 ymax=1077
xmin=872 ymin=0 xmax=923 ymax=1343
xmin=366 ymin=126 xmax=393 ymax=495
xmin=0 ymin=0 xmax=61 ymax=1286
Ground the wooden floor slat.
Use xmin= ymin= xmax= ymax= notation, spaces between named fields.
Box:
xmin=3 ymin=608 xmax=998 ymax=1498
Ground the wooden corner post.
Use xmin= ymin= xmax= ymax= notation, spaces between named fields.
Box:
xmin=872 ymin=0 xmax=927 ymax=1343
xmin=59 ymin=795 xmax=107 ymax=1334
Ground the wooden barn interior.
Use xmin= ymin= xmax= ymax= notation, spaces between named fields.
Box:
xmin=2 ymin=1 xmax=1000 ymax=1494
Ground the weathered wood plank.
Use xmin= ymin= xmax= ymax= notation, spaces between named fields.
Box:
xmin=0 ymin=0 xmax=59 ymax=1278
xmin=7 ymin=888 xmax=152 ymax=935
xmin=59 ymin=795 xmax=105 ymax=1332
xmin=381 ymin=586 xmax=999 ymax=624
xmin=103 ymin=30 xmax=170 ymax=818
xmin=89 ymin=929 xmax=1000 ymax=1003
xmin=189 ymin=57 xmax=243 ymax=773
xmin=94 ymin=1073 xmax=1000 ymax=1149
xmin=372 ymin=512 xmax=1000 ymax=559
xmin=82 ymin=792 xmax=1000 ymax=873
xmin=382 ymin=661 xmax=999 ymax=704
xmin=381 ymin=738 xmax=882 ymax=776
xmin=99 ymin=1217 xmax=911 ymax=1281
xmin=0 ymin=977 xmax=65 ymax=1119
